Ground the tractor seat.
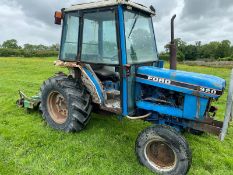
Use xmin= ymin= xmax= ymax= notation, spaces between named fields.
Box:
xmin=91 ymin=65 xmax=119 ymax=82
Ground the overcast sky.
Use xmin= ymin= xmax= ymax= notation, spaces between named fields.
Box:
xmin=0 ymin=0 xmax=233 ymax=51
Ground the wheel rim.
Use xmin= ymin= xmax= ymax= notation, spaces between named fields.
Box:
xmin=144 ymin=139 xmax=177 ymax=172
xmin=47 ymin=91 xmax=68 ymax=124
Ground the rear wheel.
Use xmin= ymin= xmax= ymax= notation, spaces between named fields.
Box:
xmin=136 ymin=125 xmax=192 ymax=175
xmin=40 ymin=75 xmax=92 ymax=132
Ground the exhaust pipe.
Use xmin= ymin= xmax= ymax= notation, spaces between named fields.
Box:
xmin=170 ymin=14 xmax=177 ymax=70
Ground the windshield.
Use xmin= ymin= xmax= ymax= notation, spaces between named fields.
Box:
xmin=124 ymin=10 xmax=158 ymax=64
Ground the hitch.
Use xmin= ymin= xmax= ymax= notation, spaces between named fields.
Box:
xmin=16 ymin=90 xmax=41 ymax=110
xmin=220 ymin=69 xmax=233 ymax=141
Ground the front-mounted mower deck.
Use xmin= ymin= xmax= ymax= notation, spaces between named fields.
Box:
xmin=16 ymin=0 xmax=233 ymax=174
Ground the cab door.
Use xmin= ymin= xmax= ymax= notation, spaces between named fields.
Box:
xmin=118 ymin=6 xmax=158 ymax=116
xmin=80 ymin=8 xmax=120 ymax=66
xmin=79 ymin=7 xmax=123 ymax=113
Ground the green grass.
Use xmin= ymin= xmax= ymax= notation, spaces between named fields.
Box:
xmin=0 ymin=57 xmax=232 ymax=175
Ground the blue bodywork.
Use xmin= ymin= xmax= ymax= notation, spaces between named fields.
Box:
xmin=135 ymin=66 xmax=226 ymax=121
xmin=76 ymin=5 xmax=227 ymax=135
xmin=137 ymin=66 xmax=225 ymax=95
xmin=83 ymin=67 xmax=105 ymax=104
xmin=118 ymin=5 xmax=128 ymax=116
xmin=115 ymin=5 xmax=226 ymax=130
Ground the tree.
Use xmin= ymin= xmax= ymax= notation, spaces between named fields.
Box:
xmin=163 ymin=39 xmax=233 ymax=61
xmin=164 ymin=38 xmax=187 ymax=61
xmin=24 ymin=44 xmax=49 ymax=51
xmin=159 ymin=51 xmax=169 ymax=61
xmin=49 ymin=44 xmax=60 ymax=51
xmin=195 ymin=41 xmax=202 ymax=59
xmin=201 ymin=41 xmax=220 ymax=59
xmin=2 ymin=39 xmax=20 ymax=49
xmin=184 ymin=45 xmax=198 ymax=60
xmin=231 ymin=46 xmax=233 ymax=57
xmin=195 ymin=41 xmax=201 ymax=47
xmin=216 ymin=40 xmax=231 ymax=58
xmin=175 ymin=38 xmax=187 ymax=51
xmin=24 ymin=44 xmax=35 ymax=51
xmin=37 ymin=44 xmax=48 ymax=51
xmin=177 ymin=50 xmax=185 ymax=61
xmin=164 ymin=38 xmax=187 ymax=53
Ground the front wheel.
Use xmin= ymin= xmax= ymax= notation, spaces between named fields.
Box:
xmin=135 ymin=125 xmax=192 ymax=175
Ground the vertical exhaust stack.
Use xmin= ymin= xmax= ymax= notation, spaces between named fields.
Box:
xmin=170 ymin=14 xmax=177 ymax=70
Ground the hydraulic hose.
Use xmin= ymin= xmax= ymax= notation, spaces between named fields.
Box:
xmin=125 ymin=113 xmax=152 ymax=120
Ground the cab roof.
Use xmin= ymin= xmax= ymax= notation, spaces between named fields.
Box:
xmin=64 ymin=0 xmax=155 ymax=15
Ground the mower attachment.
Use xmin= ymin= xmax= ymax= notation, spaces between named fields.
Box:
xmin=220 ymin=69 xmax=233 ymax=141
xmin=16 ymin=90 xmax=41 ymax=110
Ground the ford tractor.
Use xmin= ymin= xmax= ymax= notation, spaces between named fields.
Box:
xmin=17 ymin=0 xmax=233 ymax=174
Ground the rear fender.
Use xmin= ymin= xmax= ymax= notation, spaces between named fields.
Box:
xmin=77 ymin=64 xmax=106 ymax=104
xmin=54 ymin=60 xmax=106 ymax=104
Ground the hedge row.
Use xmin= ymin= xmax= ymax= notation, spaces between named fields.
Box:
xmin=0 ymin=48 xmax=59 ymax=57
xmin=159 ymin=52 xmax=233 ymax=62
xmin=218 ymin=56 xmax=233 ymax=61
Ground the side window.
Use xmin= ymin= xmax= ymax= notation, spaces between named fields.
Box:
xmin=81 ymin=10 xmax=119 ymax=65
xmin=60 ymin=13 xmax=79 ymax=61
xmin=82 ymin=19 xmax=99 ymax=56
xmin=103 ymin=21 xmax=118 ymax=58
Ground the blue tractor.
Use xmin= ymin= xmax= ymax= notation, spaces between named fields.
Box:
xmin=17 ymin=1 xmax=233 ymax=174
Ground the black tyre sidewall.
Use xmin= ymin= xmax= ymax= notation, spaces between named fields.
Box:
xmin=136 ymin=125 xmax=190 ymax=175
xmin=41 ymin=80 xmax=73 ymax=130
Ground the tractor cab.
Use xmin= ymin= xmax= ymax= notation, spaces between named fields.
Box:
xmin=55 ymin=0 xmax=158 ymax=115
xmin=54 ymin=0 xmax=232 ymax=141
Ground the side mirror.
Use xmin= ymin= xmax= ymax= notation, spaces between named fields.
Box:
xmin=54 ymin=11 xmax=63 ymax=25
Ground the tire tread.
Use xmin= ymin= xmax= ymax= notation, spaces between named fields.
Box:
xmin=40 ymin=75 xmax=92 ymax=132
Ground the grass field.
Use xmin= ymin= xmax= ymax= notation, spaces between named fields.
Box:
xmin=0 ymin=57 xmax=232 ymax=175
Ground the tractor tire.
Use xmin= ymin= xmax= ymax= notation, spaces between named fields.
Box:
xmin=135 ymin=125 xmax=192 ymax=175
xmin=40 ymin=75 xmax=92 ymax=132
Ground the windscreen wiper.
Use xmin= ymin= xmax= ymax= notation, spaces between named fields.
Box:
xmin=128 ymin=14 xmax=139 ymax=38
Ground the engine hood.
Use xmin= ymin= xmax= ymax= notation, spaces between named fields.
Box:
xmin=136 ymin=66 xmax=226 ymax=96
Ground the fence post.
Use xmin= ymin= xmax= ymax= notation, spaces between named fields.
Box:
xmin=220 ymin=68 xmax=233 ymax=141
